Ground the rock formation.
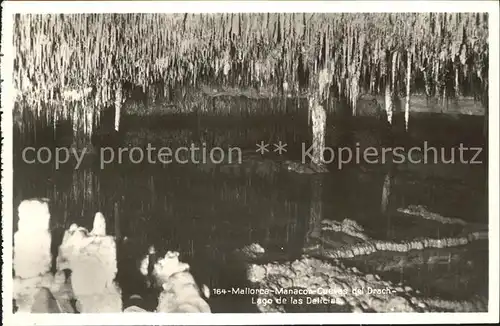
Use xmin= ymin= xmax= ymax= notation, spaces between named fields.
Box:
xmin=153 ymin=251 xmax=211 ymax=313
xmin=56 ymin=213 xmax=122 ymax=312
xmin=13 ymin=199 xmax=53 ymax=312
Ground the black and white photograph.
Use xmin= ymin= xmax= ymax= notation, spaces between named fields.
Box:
xmin=1 ymin=1 xmax=499 ymax=325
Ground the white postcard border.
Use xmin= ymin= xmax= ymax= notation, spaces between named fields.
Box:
xmin=1 ymin=1 xmax=498 ymax=325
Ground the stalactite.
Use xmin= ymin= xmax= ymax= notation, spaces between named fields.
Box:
xmin=12 ymin=13 xmax=488 ymax=133
xmin=381 ymin=171 xmax=392 ymax=214
xmin=385 ymin=81 xmax=393 ymax=125
xmin=114 ymin=201 xmax=121 ymax=244
xmin=309 ymin=95 xmax=326 ymax=166
xmin=114 ymin=82 xmax=123 ymax=132
xmin=71 ymin=103 xmax=82 ymax=150
xmin=423 ymin=68 xmax=431 ymax=98
xmin=391 ymin=51 xmax=398 ymax=94
xmin=85 ymin=104 xmax=94 ymax=142
xmin=405 ymin=51 xmax=411 ymax=131
xmin=443 ymin=83 xmax=447 ymax=109
xmin=434 ymin=58 xmax=440 ymax=97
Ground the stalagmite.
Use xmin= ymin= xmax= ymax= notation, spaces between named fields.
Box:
xmin=56 ymin=213 xmax=122 ymax=312
xmin=13 ymin=199 xmax=53 ymax=312
xmin=91 ymin=212 xmax=106 ymax=236
xmin=14 ymin=199 xmax=52 ymax=278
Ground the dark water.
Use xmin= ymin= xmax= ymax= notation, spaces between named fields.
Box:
xmin=13 ymin=103 xmax=488 ymax=311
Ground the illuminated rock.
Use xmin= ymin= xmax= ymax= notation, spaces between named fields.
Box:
xmin=29 ymin=271 xmax=76 ymax=313
xmin=13 ymin=272 xmax=54 ymax=312
xmin=316 ymin=227 xmax=486 ymax=260
xmin=55 ymin=212 xmax=122 ymax=312
xmin=234 ymin=243 xmax=266 ymax=260
xmin=56 ymin=223 xmax=88 ymax=271
xmin=14 ymin=199 xmax=52 ymax=279
xmin=152 ymin=251 xmax=190 ymax=284
xmin=153 ymin=251 xmax=211 ymax=313
xmin=90 ymin=212 xmax=106 ymax=236
xmin=74 ymin=283 xmax=122 ymax=313
xmin=156 ymin=271 xmax=211 ymax=313
xmin=248 ymin=255 xmax=486 ymax=312
xmin=397 ymin=205 xmax=468 ymax=225
xmin=139 ymin=245 xmax=156 ymax=277
xmin=13 ymin=199 xmax=54 ymax=312
xmin=48 ymin=270 xmax=76 ymax=313
xmin=321 ymin=218 xmax=370 ymax=241
xmin=31 ymin=287 xmax=61 ymax=313
xmin=247 ymin=265 xmax=266 ymax=283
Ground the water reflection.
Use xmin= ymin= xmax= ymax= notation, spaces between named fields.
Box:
xmin=13 ymin=112 xmax=488 ymax=303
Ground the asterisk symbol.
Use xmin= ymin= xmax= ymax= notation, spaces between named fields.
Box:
xmin=273 ymin=141 xmax=287 ymax=155
xmin=256 ymin=141 xmax=269 ymax=154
